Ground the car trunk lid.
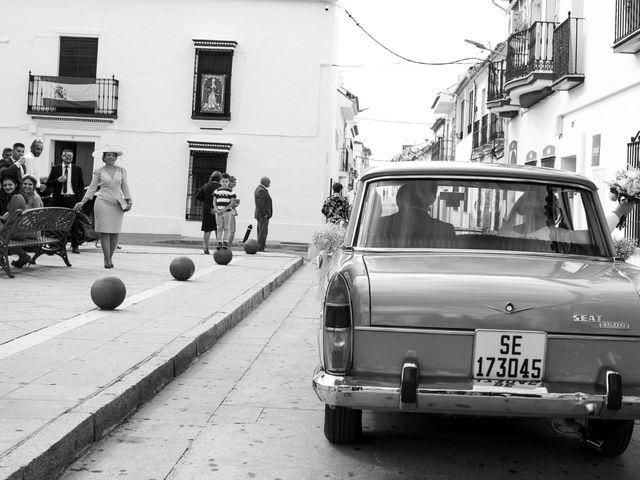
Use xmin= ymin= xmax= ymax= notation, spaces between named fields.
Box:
xmin=364 ymin=253 xmax=640 ymax=336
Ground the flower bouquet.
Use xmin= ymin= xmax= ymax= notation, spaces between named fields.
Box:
xmin=606 ymin=168 xmax=640 ymax=229
xmin=308 ymin=223 xmax=346 ymax=298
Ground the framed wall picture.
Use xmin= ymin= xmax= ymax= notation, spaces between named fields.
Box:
xmin=200 ymin=74 xmax=226 ymax=113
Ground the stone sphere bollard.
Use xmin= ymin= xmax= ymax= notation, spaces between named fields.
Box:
xmin=213 ymin=248 xmax=233 ymax=265
xmin=91 ymin=277 xmax=126 ymax=310
xmin=169 ymin=256 xmax=195 ymax=281
xmin=243 ymin=239 xmax=259 ymax=254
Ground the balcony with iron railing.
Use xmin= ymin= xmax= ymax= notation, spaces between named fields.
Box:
xmin=552 ymin=14 xmax=585 ymax=91
xmin=472 ymin=120 xmax=480 ymax=149
xmin=429 ymin=137 xmax=443 ymax=161
xmin=472 ymin=114 xmax=505 ymax=161
xmin=504 ymin=21 xmax=557 ymax=108
xmin=27 ymin=74 xmax=119 ymax=120
xmin=487 ymin=60 xmax=520 ymax=117
xmin=614 ymin=0 xmax=640 ymax=53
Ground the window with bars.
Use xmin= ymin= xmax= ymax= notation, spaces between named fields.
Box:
xmin=192 ymin=41 xmax=236 ymax=120
xmin=185 ymin=150 xmax=229 ymax=221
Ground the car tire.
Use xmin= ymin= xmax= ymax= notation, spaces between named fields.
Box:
xmin=324 ymin=405 xmax=362 ymax=443
xmin=585 ymin=419 xmax=634 ymax=456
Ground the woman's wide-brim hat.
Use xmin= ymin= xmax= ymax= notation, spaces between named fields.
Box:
xmin=92 ymin=145 xmax=127 ymax=159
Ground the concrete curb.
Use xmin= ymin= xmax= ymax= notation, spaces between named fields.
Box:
xmin=1 ymin=257 xmax=305 ymax=480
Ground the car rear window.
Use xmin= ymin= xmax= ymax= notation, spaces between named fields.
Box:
xmin=356 ymin=178 xmax=610 ymax=256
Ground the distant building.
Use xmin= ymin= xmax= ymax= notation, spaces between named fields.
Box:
xmin=432 ymin=0 xmax=640 ymax=241
xmin=332 ymin=86 xmax=361 ymax=197
xmin=0 ymin=0 xmax=342 ymax=243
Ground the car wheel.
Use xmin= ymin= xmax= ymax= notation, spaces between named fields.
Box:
xmin=585 ymin=419 xmax=634 ymax=456
xmin=324 ymin=405 xmax=362 ymax=443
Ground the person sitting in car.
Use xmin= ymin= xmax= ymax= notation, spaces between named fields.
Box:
xmin=500 ymin=188 xmax=634 ymax=240
xmin=376 ymin=181 xmax=455 ymax=247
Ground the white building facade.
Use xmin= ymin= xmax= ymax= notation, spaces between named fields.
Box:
xmin=497 ymin=0 xmax=640 ymax=238
xmin=434 ymin=0 xmax=640 ymax=240
xmin=0 ymin=0 xmax=342 ymax=244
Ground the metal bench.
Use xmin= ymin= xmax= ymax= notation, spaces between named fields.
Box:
xmin=0 ymin=207 xmax=77 ymax=278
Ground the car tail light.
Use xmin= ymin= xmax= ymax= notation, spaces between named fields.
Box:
xmin=323 ymin=273 xmax=352 ymax=374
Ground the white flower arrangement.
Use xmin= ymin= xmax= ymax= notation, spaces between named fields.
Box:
xmin=606 ymin=168 xmax=640 ymax=229
xmin=310 ymin=223 xmax=347 ymax=255
xmin=308 ymin=223 xmax=347 ymax=299
xmin=614 ymin=237 xmax=637 ymax=261
xmin=607 ymin=168 xmax=640 ymax=202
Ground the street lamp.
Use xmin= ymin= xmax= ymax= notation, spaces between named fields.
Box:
xmin=464 ymin=39 xmax=504 ymax=56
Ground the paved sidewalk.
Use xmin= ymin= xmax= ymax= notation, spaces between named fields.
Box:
xmin=0 ymin=243 xmax=306 ymax=480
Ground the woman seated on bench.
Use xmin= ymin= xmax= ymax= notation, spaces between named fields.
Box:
xmin=0 ymin=173 xmax=33 ymax=268
xmin=21 ymin=174 xmax=43 ymax=210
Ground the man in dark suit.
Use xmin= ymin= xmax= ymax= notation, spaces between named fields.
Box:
xmin=0 ymin=143 xmax=26 ymax=180
xmin=254 ymin=176 xmax=272 ymax=252
xmin=376 ymin=181 xmax=455 ymax=248
xmin=45 ymin=149 xmax=85 ymax=254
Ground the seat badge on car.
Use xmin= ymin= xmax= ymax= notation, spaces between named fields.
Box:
xmin=572 ymin=314 xmax=630 ymax=330
xmin=484 ymin=302 xmax=534 ymax=314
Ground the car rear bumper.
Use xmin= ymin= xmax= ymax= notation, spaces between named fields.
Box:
xmin=312 ymin=366 xmax=640 ymax=419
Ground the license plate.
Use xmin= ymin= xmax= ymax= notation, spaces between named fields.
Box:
xmin=473 ymin=330 xmax=546 ymax=381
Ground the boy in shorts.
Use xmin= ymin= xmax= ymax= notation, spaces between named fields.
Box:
xmin=213 ymin=173 xmax=237 ymax=249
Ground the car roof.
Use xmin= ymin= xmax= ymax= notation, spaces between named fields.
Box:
xmin=360 ymin=161 xmax=598 ymax=190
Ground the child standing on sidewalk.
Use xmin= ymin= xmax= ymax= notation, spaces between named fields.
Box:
xmin=213 ymin=173 xmax=237 ymax=249
xmin=228 ymin=175 xmax=240 ymax=244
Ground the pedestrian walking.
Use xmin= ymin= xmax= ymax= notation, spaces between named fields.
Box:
xmin=195 ymin=170 xmax=221 ymax=254
xmin=254 ymin=176 xmax=272 ymax=252
xmin=321 ymin=182 xmax=350 ymax=225
xmin=73 ymin=146 xmax=132 ymax=268
xmin=46 ymin=149 xmax=85 ymax=254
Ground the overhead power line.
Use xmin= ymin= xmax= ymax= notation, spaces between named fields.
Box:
xmin=336 ymin=4 xmax=484 ymax=66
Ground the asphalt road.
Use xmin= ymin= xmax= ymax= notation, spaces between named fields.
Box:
xmin=59 ymin=263 xmax=640 ymax=480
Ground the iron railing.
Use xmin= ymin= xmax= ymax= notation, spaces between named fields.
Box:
xmin=480 ymin=114 xmax=488 ymax=146
xmin=553 ymin=14 xmax=583 ymax=81
xmin=27 ymin=74 xmax=118 ymax=118
xmin=488 ymin=60 xmax=507 ymax=102
xmin=472 ymin=115 xmax=503 ymax=150
xmin=488 ymin=114 xmax=504 ymax=141
xmin=625 ymin=131 xmax=640 ymax=244
xmin=430 ymin=137 xmax=443 ymax=161
xmin=472 ymin=120 xmax=480 ymax=149
xmin=615 ymin=0 xmax=640 ymax=44
xmin=506 ymin=21 xmax=556 ymax=83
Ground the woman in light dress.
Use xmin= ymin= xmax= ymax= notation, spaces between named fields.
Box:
xmin=74 ymin=146 xmax=132 ymax=268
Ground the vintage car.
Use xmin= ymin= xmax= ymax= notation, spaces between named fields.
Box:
xmin=312 ymin=162 xmax=640 ymax=456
